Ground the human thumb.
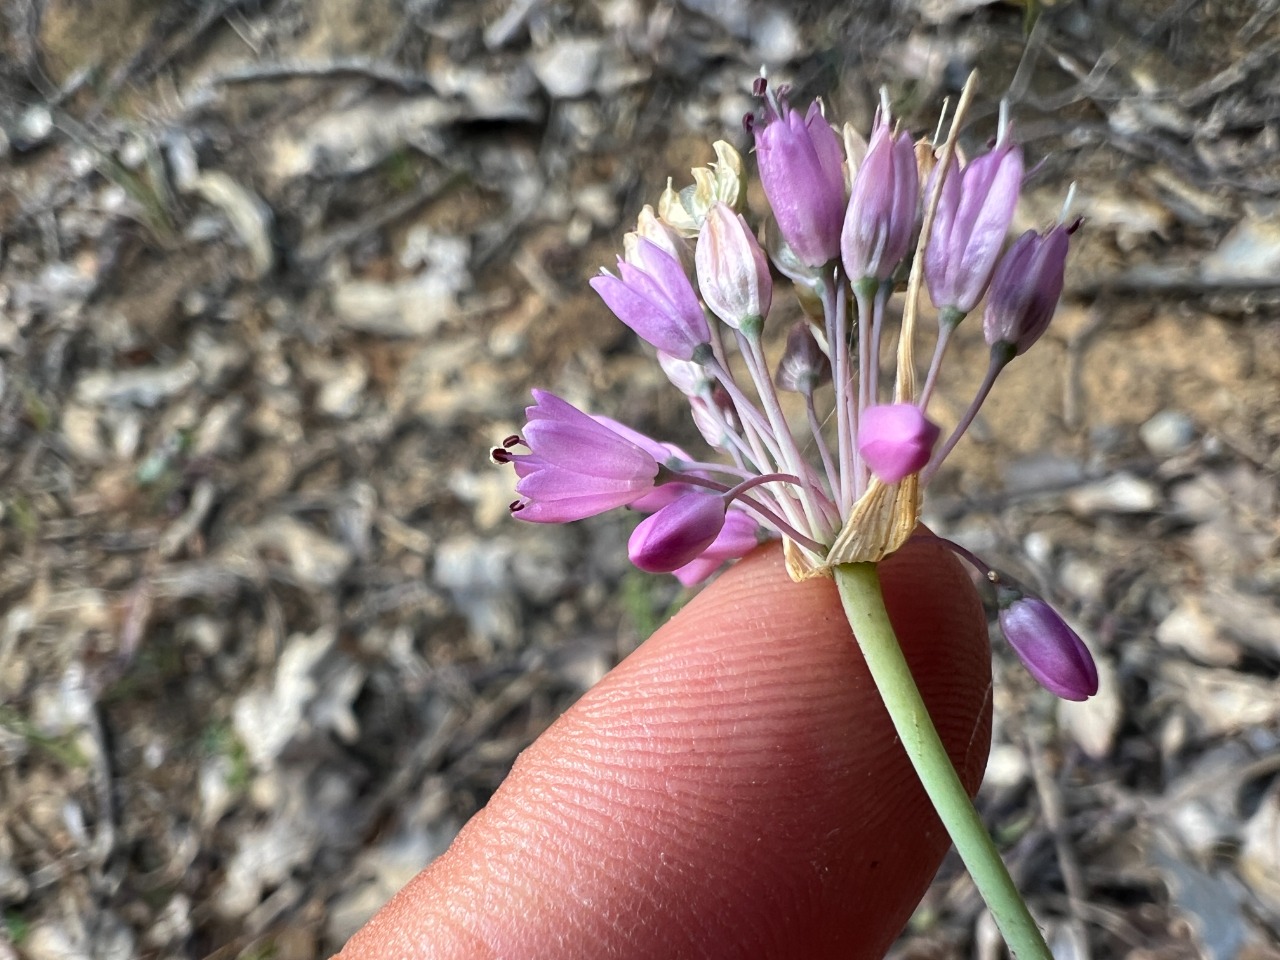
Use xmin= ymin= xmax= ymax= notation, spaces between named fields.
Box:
xmin=339 ymin=534 xmax=991 ymax=959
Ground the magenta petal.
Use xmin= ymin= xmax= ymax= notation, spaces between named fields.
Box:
xmin=999 ymin=597 xmax=1099 ymax=701
xmin=754 ymin=98 xmax=845 ymax=267
xmin=858 ymin=404 xmax=940 ymax=484
xmin=628 ymin=494 xmax=727 ymax=573
xmin=672 ymin=555 xmax=724 ymax=587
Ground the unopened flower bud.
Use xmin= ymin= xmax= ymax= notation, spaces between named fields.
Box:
xmin=591 ymin=238 xmax=711 ymax=360
xmin=657 ymin=351 xmax=710 ymax=397
xmin=925 ymin=137 xmax=1024 ymax=315
xmin=628 ymin=494 xmax=727 ymax=573
xmin=696 ymin=202 xmax=772 ymax=331
xmin=625 ymin=205 xmax=694 ymax=277
xmin=776 ymin=321 xmax=830 ymax=394
xmin=754 ymin=98 xmax=846 ymax=267
xmin=689 ymin=394 xmax=732 ymax=449
xmin=983 ymin=225 xmax=1070 ymax=361
xmin=857 ymin=403 xmax=940 ymax=485
xmin=842 ymin=117 xmax=919 ymax=283
xmin=658 ymin=140 xmax=746 ymax=237
xmin=997 ymin=588 xmax=1099 ymax=701
xmin=672 ymin=508 xmax=765 ymax=585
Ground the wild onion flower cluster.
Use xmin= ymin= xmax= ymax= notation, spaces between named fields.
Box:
xmin=493 ymin=79 xmax=1097 ymax=700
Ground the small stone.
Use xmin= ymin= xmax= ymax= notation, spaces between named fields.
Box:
xmin=60 ymin=404 xmax=106 ymax=462
xmin=75 ymin=361 xmax=200 ymax=407
xmin=316 ymin=357 xmax=368 ymax=418
xmin=530 ymin=38 xmax=603 ymax=99
xmin=1156 ymin=597 xmax=1240 ymax=666
xmin=1140 ymin=409 xmax=1196 ymax=457
xmin=15 ymin=105 xmax=53 ymax=149
xmin=750 ymin=7 xmax=801 ymax=62
xmin=1059 ymin=556 xmax=1104 ymax=603
xmin=1065 ymin=472 xmax=1160 ymax=515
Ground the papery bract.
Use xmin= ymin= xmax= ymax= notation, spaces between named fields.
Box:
xmin=628 ymin=494 xmax=728 ymax=573
xmin=858 ymin=404 xmax=940 ymax=485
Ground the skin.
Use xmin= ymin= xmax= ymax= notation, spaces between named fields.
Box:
xmin=340 ymin=536 xmax=992 ymax=960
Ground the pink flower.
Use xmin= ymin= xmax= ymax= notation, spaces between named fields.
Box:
xmin=842 ymin=119 xmax=919 ymax=283
xmin=983 ymin=225 xmax=1071 ymax=359
xmin=754 ymin=98 xmax=846 ymax=267
xmin=495 ymin=391 xmax=660 ymax=522
xmin=925 ymin=138 xmax=1024 ymax=316
xmin=591 ymin=416 xmax=700 ymax=512
xmin=590 ymin=238 xmax=711 ymax=360
xmin=857 ymin=404 xmax=940 ymax=485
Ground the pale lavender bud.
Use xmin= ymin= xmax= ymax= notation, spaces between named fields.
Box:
xmin=983 ymin=225 xmax=1071 ymax=360
xmin=997 ymin=590 xmax=1099 ymax=701
xmin=672 ymin=508 xmax=764 ymax=586
xmin=776 ymin=321 xmax=830 ymax=394
xmin=696 ymin=202 xmax=772 ymax=330
xmin=628 ymin=494 xmax=727 ymax=573
xmin=590 ymin=238 xmax=711 ymax=360
xmin=857 ymin=403 xmax=940 ymax=485
xmin=657 ymin=351 xmax=710 ymax=397
xmin=753 ymin=98 xmax=846 ymax=267
xmin=495 ymin=391 xmax=659 ymax=522
xmin=925 ymin=138 xmax=1024 ymax=315
xmin=626 ymin=205 xmax=693 ymax=270
xmin=689 ymin=395 xmax=731 ymax=449
xmin=841 ymin=119 xmax=919 ymax=283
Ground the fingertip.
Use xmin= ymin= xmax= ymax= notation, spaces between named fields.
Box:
xmin=341 ymin=538 xmax=991 ymax=960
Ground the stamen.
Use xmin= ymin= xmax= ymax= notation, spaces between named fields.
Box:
xmin=490 ymin=447 xmax=513 ymax=464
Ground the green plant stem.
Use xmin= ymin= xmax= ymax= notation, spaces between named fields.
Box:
xmin=834 ymin=561 xmax=1052 ymax=960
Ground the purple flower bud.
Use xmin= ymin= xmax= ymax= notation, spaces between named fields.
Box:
xmin=696 ymin=202 xmax=772 ymax=330
xmin=590 ymin=237 xmax=711 ymax=360
xmin=998 ymin=593 xmax=1099 ymax=701
xmin=754 ymin=99 xmax=846 ymax=267
xmin=776 ymin=321 xmax=830 ymax=394
xmin=925 ymin=138 xmax=1024 ymax=315
xmin=628 ymin=494 xmax=727 ymax=573
xmin=857 ymin=403 xmax=940 ymax=485
xmin=672 ymin=508 xmax=764 ymax=586
xmin=982 ymin=225 xmax=1070 ymax=359
xmin=496 ymin=391 xmax=660 ymax=522
xmin=841 ymin=119 xmax=919 ymax=283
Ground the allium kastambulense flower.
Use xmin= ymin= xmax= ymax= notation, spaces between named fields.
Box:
xmin=494 ymin=75 xmax=1095 ymax=700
